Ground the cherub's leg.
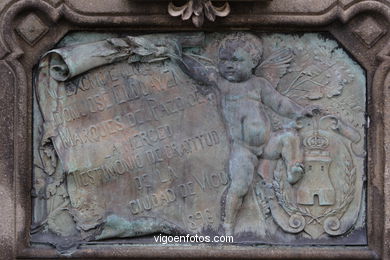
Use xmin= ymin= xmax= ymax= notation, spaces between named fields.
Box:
xmin=263 ymin=129 xmax=304 ymax=184
xmin=256 ymin=158 xmax=278 ymax=207
xmin=257 ymin=159 xmax=277 ymax=183
xmin=223 ymin=143 xmax=257 ymax=235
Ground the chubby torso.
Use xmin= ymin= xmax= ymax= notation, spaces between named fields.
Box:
xmin=219 ymin=77 xmax=272 ymax=151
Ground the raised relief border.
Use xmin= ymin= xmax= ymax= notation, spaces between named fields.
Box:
xmin=32 ymin=31 xmax=366 ymax=251
xmin=1 ymin=1 xmax=390 ymax=258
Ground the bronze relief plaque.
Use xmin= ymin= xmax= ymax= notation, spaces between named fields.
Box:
xmin=32 ymin=32 xmax=366 ymax=251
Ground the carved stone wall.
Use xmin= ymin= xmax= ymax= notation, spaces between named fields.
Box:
xmin=0 ymin=0 xmax=389 ymax=259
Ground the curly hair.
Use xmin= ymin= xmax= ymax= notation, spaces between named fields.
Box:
xmin=219 ymin=32 xmax=263 ymax=67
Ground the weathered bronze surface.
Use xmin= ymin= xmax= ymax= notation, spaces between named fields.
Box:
xmin=32 ymin=32 xmax=366 ymax=251
xmin=1 ymin=0 xmax=390 ymax=259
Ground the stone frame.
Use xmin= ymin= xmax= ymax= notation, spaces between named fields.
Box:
xmin=0 ymin=0 xmax=389 ymax=259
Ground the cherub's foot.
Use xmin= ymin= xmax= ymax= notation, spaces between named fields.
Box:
xmin=287 ymin=163 xmax=305 ymax=184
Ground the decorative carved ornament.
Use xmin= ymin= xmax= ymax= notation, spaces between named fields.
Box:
xmin=168 ymin=0 xmax=231 ymax=27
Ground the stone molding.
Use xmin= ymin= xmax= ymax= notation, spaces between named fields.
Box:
xmin=0 ymin=0 xmax=389 ymax=259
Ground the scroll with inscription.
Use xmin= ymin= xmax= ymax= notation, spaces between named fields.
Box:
xmin=32 ymin=32 xmax=367 ymax=251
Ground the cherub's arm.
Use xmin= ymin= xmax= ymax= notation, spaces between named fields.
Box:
xmin=164 ymin=40 xmax=218 ymax=89
xmin=260 ymin=79 xmax=307 ymax=119
xmin=175 ymin=53 xmax=219 ymax=88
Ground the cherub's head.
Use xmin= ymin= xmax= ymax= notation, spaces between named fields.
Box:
xmin=218 ymin=33 xmax=263 ymax=82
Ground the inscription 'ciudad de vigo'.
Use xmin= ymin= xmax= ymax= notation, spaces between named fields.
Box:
xmin=32 ymin=32 xmax=367 ymax=248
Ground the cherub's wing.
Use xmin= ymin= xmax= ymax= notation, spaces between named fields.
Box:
xmin=254 ymin=48 xmax=293 ymax=88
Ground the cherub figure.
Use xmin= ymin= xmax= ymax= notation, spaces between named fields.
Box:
xmin=162 ymin=32 xmax=313 ymax=235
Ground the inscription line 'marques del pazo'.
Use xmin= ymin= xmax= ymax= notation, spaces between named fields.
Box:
xmin=32 ymin=31 xmax=367 ymax=251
